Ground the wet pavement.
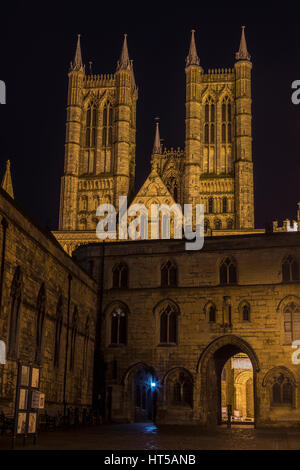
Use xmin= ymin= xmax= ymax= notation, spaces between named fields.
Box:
xmin=0 ymin=423 xmax=299 ymax=450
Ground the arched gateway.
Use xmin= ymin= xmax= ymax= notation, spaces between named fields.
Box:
xmin=197 ymin=335 xmax=260 ymax=426
xmin=122 ymin=362 xmax=158 ymax=422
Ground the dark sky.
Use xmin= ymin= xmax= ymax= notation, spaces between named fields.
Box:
xmin=0 ymin=2 xmax=300 ymax=230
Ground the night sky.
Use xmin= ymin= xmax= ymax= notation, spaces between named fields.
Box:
xmin=0 ymin=2 xmax=299 ymax=230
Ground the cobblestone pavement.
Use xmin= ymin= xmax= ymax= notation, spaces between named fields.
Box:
xmin=0 ymin=423 xmax=299 ymax=450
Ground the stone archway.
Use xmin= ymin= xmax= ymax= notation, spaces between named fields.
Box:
xmin=122 ymin=362 xmax=158 ymax=423
xmin=197 ymin=335 xmax=260 ymax=427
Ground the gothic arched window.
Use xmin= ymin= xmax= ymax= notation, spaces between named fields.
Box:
xmin=70 ymin=307 xmax=78 ymax=371
xmin=35 ymin=283 xmax=46 ymax=364
xmin=85 ymin=104 xmax=97 ymax=148
xmin=102 ymin=102 xmax=113 ymax=147
xmin=83 ymin=316 xmax=90 ymax=374
xmin=112 ymin=263 xmax=128 ymax=288
xmin=208 ymin=305 xmax=216 ymax=323
xmin=221 ymin=96 xmax=232 ymax=144
xmin=227 ymin=219 xmax=233 ymax=229
xmin=168 ymin=370 xmax=193 ymax=407
xmin=204 ymin=97 xmax=216 ymax=173
xmin=208 ymin=198 xmax=213 ymax=214
xmin=204 ymin=219 xmax=210 ymax=233
xmin=111 ymin=307 xmax=127 ymax=345
xmin=160 ymin=304 xmax=178 ymax=344
xmin=284 ymin=302 xmax=300 ymax=344
xmin=220 ymin=258 xmax=237 ymax=285
xmin=222 ymin=197 xmax=228 ymax=214
xmin=240 ymin=302 xmax=251 ymax=322
xmin=214 ymin=219 xmax=221 ymax=230
xmin=272 ymin=374 xmax=293 ymax=406
xmin=8 ymin=266 xmax=22 ymax=358
xmin=161 ymin=261 xmax=177 ymax=288
xmin=282 ymin=256 xmax=299 ymax=282
xmin=54 ymin=295 xmax=63 ymax=368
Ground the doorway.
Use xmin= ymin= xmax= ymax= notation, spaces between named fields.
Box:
xmin=198 ymin=336 xmax=259 ymax=427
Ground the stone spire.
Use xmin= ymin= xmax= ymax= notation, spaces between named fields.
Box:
xmin=152 ymin=118 xmax=162 ymax=155
xmin=117 ymin=34 xmax=132 ymax=71
xmin=236 ymin=26 xmax=251 ymax=61
xmin=70 ymin=34 xmax=85 ymax=72
xmin=186 ymin=30 xmax=200 ymax=66
xmin=1 ymin=160 xmax=14 ymax=199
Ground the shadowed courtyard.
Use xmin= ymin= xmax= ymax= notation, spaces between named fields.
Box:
xmin=0 ymin=423 xmax=300 ymax=450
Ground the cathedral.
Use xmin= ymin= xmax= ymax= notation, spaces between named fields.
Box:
xmin=0 ymin=27 xmax=300 ymax=430
xmin=53 ymin=27 xmax=259 ymax=255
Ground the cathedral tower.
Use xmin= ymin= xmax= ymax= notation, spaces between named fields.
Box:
xmin=59 ymin=34 xmax=137 ymax=238
xmin=234 ymin=26 xmax=254 ymax=229
xmin=183 ymin=27 xmax=255 ymax=232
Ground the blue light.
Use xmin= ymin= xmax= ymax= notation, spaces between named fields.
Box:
xmin=151 ymin=381 xmax=157 ymax=389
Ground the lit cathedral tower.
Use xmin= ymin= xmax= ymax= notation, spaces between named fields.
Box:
xmin=183 ymin=27 xmax=255 ymax=232
xmin=56 ymin=34 xmax=138 ymax=254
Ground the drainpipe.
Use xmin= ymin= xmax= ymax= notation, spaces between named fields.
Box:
xmin=63 ymin=273 xmax=72 ymax=423
xmin=0 ymin=217 xmax=8 ymax=313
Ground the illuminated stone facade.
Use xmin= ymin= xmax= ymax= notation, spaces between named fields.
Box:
xmin=54 ymin=28 xmax=257 ymax=255
xmin=74 ymin=233 xmax=300 ymax=427
xmin=0 ymin=188 xmax=98 ymax=418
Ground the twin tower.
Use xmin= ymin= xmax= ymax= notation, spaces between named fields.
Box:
xmin=57 ymin=28 xmax=255 ymax=254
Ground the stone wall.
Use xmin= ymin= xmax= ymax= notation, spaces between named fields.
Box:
xmin=0 ymin=188 xmax=98 ymax=418
xmin=74 ymin=233 xmax=300 ymax=426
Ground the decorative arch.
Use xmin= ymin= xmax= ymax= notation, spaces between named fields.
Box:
xmin=104 ymin=300 xmax=130 ymax=317
xmin=262 ymin=366 xmax=296 ymax=408
xmin=162 ymin=366 xmax=194 ymax=386
xmin=163 ymin=367 xmax=194 ymax=408
xmin=262 ymin=366 xmax=296 ymax=388
xmin=203 ymin=301 xmax=217 ymax=323
xmin=238 ymin=300 xmax=251 ymax=322
xmin=153 ymin=299 xmax=180 ymax=345
xmin=121 ymin=361 xmax=157 ymax=386
xmin=276 ymin=295 xmax=300 ymax=312
xmin=152 ymin=298 xmax=181 ymax=316
xmin=112 ymin=262 xmax=128 ymax=289
xmin=197 ymin=335 xmax=260 ymax=374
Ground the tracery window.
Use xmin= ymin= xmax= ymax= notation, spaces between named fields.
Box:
xmin=284 ymin=302 xmax=300 ymax=343
xmin=220 ymin=257 xmax=237 ymax=285
xmin=221 ymin=96 xmax=232 ymax=144
xmin=203 ymin=96 xmax=216 ymax=173
xmin=272 ymin=373 xmax=293 ymax=406
xmin=282 ymin=256 xmax=299 ymax=282
xmin=161 ymin=261 xmax=177 ymax=288
xmin=160 ymin=304 xmax=178 ymax=344
xmin=85 ymin=104 xmax=97 ymax=173
xmin=102 ymin=102 xmax=113 ymax=147
xmin=112 ymin=263 xmax=128 ymax=289
xmin=168 ymin=371 xmax=193 ymax=407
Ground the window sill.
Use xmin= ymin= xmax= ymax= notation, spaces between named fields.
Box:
xmin=157 ymin=343 xmax=178 ymax=348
